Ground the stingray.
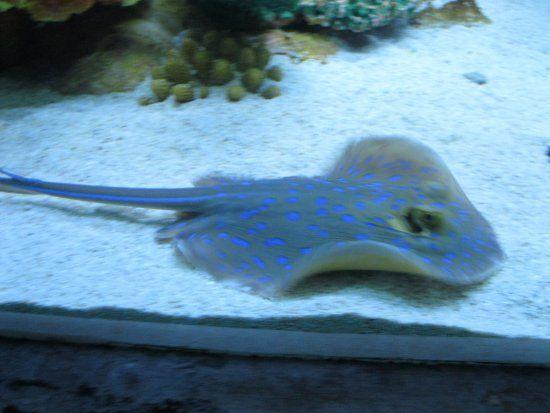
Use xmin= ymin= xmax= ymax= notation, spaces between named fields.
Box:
xmin=0 ymin=136 xmax=504 ymax=296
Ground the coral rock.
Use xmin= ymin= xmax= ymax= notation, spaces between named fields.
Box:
xmin=227 ymin=85 xmax=246 ymax=102
xmin=172 ymin=83 xmax=195 ymax=103
xmin=164 ymin=58 xmax=193 ymax=84
xmin=266 ymin=65 xmax=283 ymax=81
xmin=261 ymin=85 xmax=281 ymax=99
xmin=210 ymin=59 xmax=234 ymax=85
xmin=2 ymin=0 xmax=142 ymax=22
xmin=241 ymin=68 xmax=265 ymax=93
xmin=151 ymin=78 xmax=171 ymax=101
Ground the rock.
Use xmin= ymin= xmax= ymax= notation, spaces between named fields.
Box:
xmin=463 ymin=72 xmax=487 ymax=85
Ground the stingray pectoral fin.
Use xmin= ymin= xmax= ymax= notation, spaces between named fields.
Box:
xmin=288 ymin=241 xmax=489 ymax=292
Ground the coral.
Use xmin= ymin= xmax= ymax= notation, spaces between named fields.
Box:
xmin=199 ymin=85 xmax=210 ymax=98
xmin=181 ymin=37 xmax=199 ymax=60
xmin=192 ymin=49 xmax=212 ymax=79
xmin=141 ymin=26 xmax=281 ymax=105
xmin=1 ymin=0 xmax=142 ymax=22
xmin=413 ymin=0 xmax=490 ymax=27
xmin=151 ymin=65 xmax=167 ymax=79
xmin=241 ymin=68 xmax=265 ymax=93
xmin=237 ymin=47 xmax=256 ymax=71
xmin=261 ymin=85 xmax=281 ymax=99
xmin=172 ymin=83 xmax=195 ymax=103
xmin=202 ymin=30 xmax=221 ymax=51
xmin=254 ymin=45 xmax=271 ymax=69
xmin=263 ymin=29 xmax=338 ymax=63
xmin=210 ymin=59 xmax=234 ymax=85
xmin=151 ymin=78 xmax=171 ymax=101
xmin=191 ymin=0 xmax=299 ymax=29
xmin=219 ymin=36 xmax=240 ymax=61
xmin=266 ymin=65 xmax=283 ymax=81
xmin=227 ymin=85 xmax=246 ymax=102
xmin=299 ymin=0 xmax=416 ymax=32
xmin=164 ymin=58 xmax=193 ymax=84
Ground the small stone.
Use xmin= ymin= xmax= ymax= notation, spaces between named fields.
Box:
xmin=463 ymin=72 xmax=487 ymax=85
xmin=151 ymin=79 xmax=171 ymax=101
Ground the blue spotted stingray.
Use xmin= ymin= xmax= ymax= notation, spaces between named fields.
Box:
xmin=0 ymin=137 xmax=504 ymax=296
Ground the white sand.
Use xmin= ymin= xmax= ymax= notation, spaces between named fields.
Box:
xmin=0 ymin=0 xmax=548 ymax=338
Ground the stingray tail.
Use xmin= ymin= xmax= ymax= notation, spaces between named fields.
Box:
xmin=0 ymin=168 xmax=212 ymax=211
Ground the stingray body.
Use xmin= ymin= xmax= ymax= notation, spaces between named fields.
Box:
xmin=0 ymin=137 xmax=504 ymax=296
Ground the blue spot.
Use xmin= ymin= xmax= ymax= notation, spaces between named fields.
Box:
xmin=422 ymin=257 xmax=432 ymax=264
xmin=317 ymin=230 xmax=329 ymax=238
xmin=374 ymin=217 xmax=386 ymax=224
xmin=300 ymin=247 xmax=312 ymax=255
xmin=288 ymin=189 xmax=299 ymax=195
xmin=217 ymin=250 xmax=228 ymax=259
xmin=252 ymin=256 xmax=265 ymax=268
xmin=316 ymin=197 xmax=328 ymax=206
xmin=355 ymin=234 xmax=369 ymax=240
xmin=390 ymin=204 xmax=400 ymax=211
xmin=240 ymin=210 xmax=259 ymax=220
xmin=214 ymin=192 xmax=228 ymax=198
xmin=388 ymin=175 xmax=403 ymax=182
xmin=342 ymin=214 xmax=356 ymax=223
xmin=232 ymin=237 xmax=250 ymax=247
xmin=218 ymin=232 xmax=229 ymax=239
xmin=304 ymin=183 xmax=315 ymax=190
xmin=332 ymin=187 xmax=345 ymax=192
xmin=277 ymin=256 xmax=289 ymax=265
xmin=239 ymin=262 xmax=251 ymax=270
xmin=283 ymin=264 xmax=293 ymax=271
xmin=432 ymin=201 xmax=446 ymax=208
xmin=355 ymin=201 xmax=367 ymax=210
xmin=364 ymin=222 xmax=377 ymax=229
xmin=262 ymin=197 xmax=277 ymax=204
xmin=316 ymin=208 xmax=328 ymax=216
xmin=363 ymin=173 xmax=375 ymax=179
xmin=201 ymin=235 xmax=214 ymax=245
xmin=332 ymin=204 xmax=346 ymax=213
xmin=286 ymin=211 xmax=301 ymax=222
xmin=364 ymin=156 xmax=373 ymax=164
xmin=258 ymin=276 xmax=273 ymax=283
xmin=247 ymin=228 xmax=258 ymax=235
xmin=265 ymin=237 xmax=286 ymax=246
xmin=236 ymin=194 xmax=248 ymax=199
xmin=286 ymin=197 xmax=299 ymax=203
xmin=347 ymin=186 xmax=358 ymax=191
xmin=307 ymin=225 xmax=320 ymax=231
xmin=395 ymin=198 xmax=407 ymax=204
xmin=256 ymin=222 xmax=268 ymax=230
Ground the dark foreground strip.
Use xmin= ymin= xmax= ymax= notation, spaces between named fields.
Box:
xmin=0 ymin=311 xmax=548 ymax=366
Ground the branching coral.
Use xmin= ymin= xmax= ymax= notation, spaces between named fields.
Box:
xmin=2 ymin=0 xmax=141 ymax=22
xmin=299 ymin=0 xmax=416 ymax=32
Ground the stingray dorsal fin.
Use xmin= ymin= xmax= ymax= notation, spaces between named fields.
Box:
xmin=326 ymin=136 xmax=466 ymax=197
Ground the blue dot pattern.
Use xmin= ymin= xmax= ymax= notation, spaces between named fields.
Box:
xmin=162 ymin=137 xmax=504 ymax=296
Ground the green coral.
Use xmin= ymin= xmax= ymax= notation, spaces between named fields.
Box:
xmin=192 ymin=49 xmax=212 ymax=79
xmin=164 ymin=59 xmax=193 ymax=83
xmin=199 ymin=86 xmax=210 ymax=99
xmin=261 ymin=85 xmax=281 ymax=99
xmin=227 ymin=85 xmax=246 ymax=102
xmin=266 ymin=66 xmax=283 ymax=81
xmin=151 ymin=79 xmax=172 ymax=101
xmin=219 ymin=37 xmax=241 ymax=61
xmin=254 ymin=46 xmax=270 ymax=69
xmin=299 ymin=0 xmax=416 ymax=32
xmin=181 ymin=38 xmax=200 ymax=60
xmin=1 ymin=0 xmax=142 ymax=22
xmin=242 ymin=68 xmax=265 ymax=93
xmin=237 ymin=47 xmax=256 ymax=71
xmin=172 ymin=84 xmax=195 ymax=103
xmin=210 ymin=59 xmax=234 ymax=85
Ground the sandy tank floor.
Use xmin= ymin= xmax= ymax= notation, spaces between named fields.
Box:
xmin=0 ymin=0 xmax=548 ymax=338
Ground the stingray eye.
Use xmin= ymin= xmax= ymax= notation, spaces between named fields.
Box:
xmin=404 ymin=207 xmax=443 ymax=234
